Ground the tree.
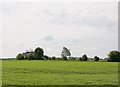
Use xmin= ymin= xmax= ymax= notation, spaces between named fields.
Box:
xmin=27 ymin=53 xmax=35 ymax=60
xmin=94 ymin=56 xmax=99 ymax=61
xmin=34 ymin=47 xmax=44 ymax=60
xmin=82 ymin=54 xmax=88 ymax=61
xmin=16 ymin=53 xmax=25 ymax=60
xmin=108 ymin=50 xmax=120 ymax=62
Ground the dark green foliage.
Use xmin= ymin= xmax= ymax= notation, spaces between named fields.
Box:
xmin=52 ymin=56 xmax=56 ymax=60
xmin=79 ymin=57 xmax=82 ymax=61
xmin=89 ymin=58 xmax=94 ymax=60
xmin=16 ymin=53 xmax=24 ymax=60
xmin=24 ymin=56 xmax=28 ymax=60
xmin=48 ymin=57 xmax=51 ymax=60
xmin=94 ymin=56 xmax=99 ymax=61
xmin=56 ymin=57 xmax=63 ymax=60
xmin=63 ymin=56 xmax=68 ymax=60
xmin=68 ymin=57 xmax=76 ymax=60
xmin=34 ymin=47 xmax=44 ymax=60
xmin=27 ymin=53 xmax=35 ymax=60
xmin=108 ymin=50 xmax=120 ymax=62
xmin=43 ymin=55 xmax=49 ymax=60
xmin=82 ymin=54 xmax=88 ymax=61
xmin=73 ymin=58 xmax=75 ymax=60
xmin=107 ymin=58 xmax=110 ymax=62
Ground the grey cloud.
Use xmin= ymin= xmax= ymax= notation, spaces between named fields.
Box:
xmin=44 ymin=35 xmax=54 ymax=41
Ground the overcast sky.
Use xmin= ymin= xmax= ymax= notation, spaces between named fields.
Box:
xmin=0 ymin=1 xmax=118 ymax=58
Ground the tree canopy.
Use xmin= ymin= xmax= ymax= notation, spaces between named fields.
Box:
xmin=108 ymin=50 xmax=120 ymax=62
xmin=82 ymin=54 xmax=88 ymax=61
xmin=34 ymin=47 xmax=44 ymax=60
xmin=94 ymin=56 xmax=99 ymax=61
xmin=16 ymin=53 xmax=24 ymax=60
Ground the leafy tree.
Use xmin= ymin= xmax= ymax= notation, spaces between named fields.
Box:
xmin=108 ymin=50 xmax=120 ymax=62
xmin=82 ymin=54 xmax=88 ymax=61
xmin=27 ymin=53 xmax=35 ymax=60
xmin=34 ymin=47 xmax=44 ymax=60
xmin=16 ymin=53 xmax=25 ymax=60
xmin=94 ymin=56 xmax=99 ymax=61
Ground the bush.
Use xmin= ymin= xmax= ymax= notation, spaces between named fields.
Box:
xmin=108 ymin=50 xmax=120 ymax=62
xmin=43 ymin=55 xmax=49 ymax=60
xmin=82 ymin=54 xmax=88 ymax=61
xmin=94 ymin=56 xmax=99 ymax=61
xmin=107 ymin=58 xmax=110 ymax=62
xmin=68 ymin=57 xmax=76 ymax=60
xmin=48 ymin=57 xmax=51 ymax=60
xmin=79 ymin=57 xmax=82 ymax=61
xmin=52 ymin=56 xmax=56 ymax=60
xmin=56 ymin=57 xmax=63 ymax=60
xmin=27 ymin=53 xmax=35 ymax=60
xmin=16 ymin=53 xmax=25 ymax=60
xmin=63 ymin=56 xmax=68 ymax=60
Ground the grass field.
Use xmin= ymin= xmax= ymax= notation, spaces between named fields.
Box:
xmin=2 ymin=60 xmax=118 ymax=85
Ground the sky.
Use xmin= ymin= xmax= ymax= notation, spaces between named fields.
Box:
xmin=0 ymin=0 xmax=118 ymax=58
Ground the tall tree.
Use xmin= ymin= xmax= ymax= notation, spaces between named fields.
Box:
xmin=34 ymin=47 xmax=44 ymax=60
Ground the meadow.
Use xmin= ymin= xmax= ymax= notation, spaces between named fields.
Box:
xmin=2 ymin=60 xmax=118 ymax=85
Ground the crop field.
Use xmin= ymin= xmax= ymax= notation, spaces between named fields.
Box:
xmin=2 ymin=60 xmax=118 ymax=85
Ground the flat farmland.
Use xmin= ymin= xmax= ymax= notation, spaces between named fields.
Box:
xmin=2 ymin=60 xmax=118 ymax=85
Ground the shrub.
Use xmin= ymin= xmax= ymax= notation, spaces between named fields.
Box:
xmin=56 ymin=57 xmax=63 ymax=60
xmin=43 ymin=55 xmax=49 ymax=60
xmin=48 ymin=57 xmax=51 ymax=60
xmin=52 ymin=56 xmax=56 ymax=60
xmin=63 ymin=56 xmax=68 ymax=60
xmin=16 ymin=53 xmax=25 ymax=60
xmin=107 ymin=58 xmax=110 ymax=62
xmin=27 ymin=53 xmax=35 ymax=60
xmin=68 ymin=57 xmax=76 ymax=60
xmin=79 ymin=57 xmax=82 ymax=61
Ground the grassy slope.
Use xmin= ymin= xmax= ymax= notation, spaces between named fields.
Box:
xmin=2 ymin=60 xmax=118 ymax=85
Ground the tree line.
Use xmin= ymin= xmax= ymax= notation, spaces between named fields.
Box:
xmin=16 ymin=47 xmax=120 ymax=62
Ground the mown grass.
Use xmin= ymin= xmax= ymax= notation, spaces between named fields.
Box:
xmin=2 ymin=60 xmax=118 ymax=85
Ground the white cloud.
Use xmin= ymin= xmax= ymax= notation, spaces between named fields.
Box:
xmin=44 ymin=35 xmax=54 ymax=41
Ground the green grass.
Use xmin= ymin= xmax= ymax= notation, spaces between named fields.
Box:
xmin=2 ymin=60 xmax=118 ymax=85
